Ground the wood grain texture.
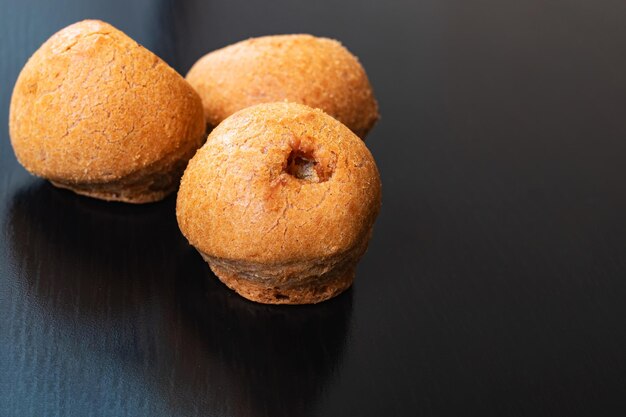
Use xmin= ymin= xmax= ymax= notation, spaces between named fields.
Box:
xmin=2 ymin=0 xmax=626 ymax=416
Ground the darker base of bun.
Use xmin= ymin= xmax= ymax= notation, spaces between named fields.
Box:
xmin=197 ymin=233 xmax=371 ymax=305
xmin=47 ymin=143 xmax=201 ymax=203
xmin=51 ymin=180 xmax=176 ymax=204
xmin=207 ymin=261 xmax=355 ymax=305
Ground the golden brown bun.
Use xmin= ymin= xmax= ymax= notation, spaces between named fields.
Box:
xmin=186 ymin=34 xmax=378 ymax=138
xmin=176 ymin=102 xmax=381 ymax=304
xmin=9 ymin=20 xmax=206 ymax=203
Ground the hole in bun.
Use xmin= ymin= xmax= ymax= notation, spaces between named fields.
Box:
xmin=284 ymin=136 xmax=335 ymax=183
xmin=286 ymin=150 xmax=319 ymax=181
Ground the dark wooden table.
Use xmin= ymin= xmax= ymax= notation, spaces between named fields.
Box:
xmin=2 ymin=1 xmax=626 ymax=416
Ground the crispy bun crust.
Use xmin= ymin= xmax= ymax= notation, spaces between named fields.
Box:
xmin=176 ymin=102 xmax=381 ymax=304
xmin=9 ymin=20 xmax=205 ymax=203
xmin=186 ymin=34 xmax=378 ymax=138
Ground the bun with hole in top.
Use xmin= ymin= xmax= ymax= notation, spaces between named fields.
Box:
xmin=176 ymin=102 xmax=381 ymax=304
xmin=186 ymin=34 xmax=379 ymax=139
xmin=9 ymin=20 xmax=205 ymax=203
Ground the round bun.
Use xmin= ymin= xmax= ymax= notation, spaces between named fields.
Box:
xmin=9 ymin=20 xmax=206 ymax=203
xmin=176 ymin=102 xmax=381 ymax=304
xmin=185 ymin=34 xmax=378 ymax=138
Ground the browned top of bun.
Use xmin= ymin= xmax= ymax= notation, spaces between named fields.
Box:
xmin=10 ymin=19 xmax=205 ymax=184
xmin=176 ymin=102 xmax=381 ymax=264
xmin=186 ymin=34 xmax=378 ymax=138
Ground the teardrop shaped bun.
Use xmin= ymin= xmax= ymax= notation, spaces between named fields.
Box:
xmin=9 ymin=20 xmax=206 ymax=203
xmin=186 ymin=34 xmax=378 ymax=138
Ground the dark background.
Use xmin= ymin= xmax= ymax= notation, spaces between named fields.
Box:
xmin=2 ymin=0 xmax=626 ymax=416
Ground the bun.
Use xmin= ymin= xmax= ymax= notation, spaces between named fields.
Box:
xmin=186 ymin=34 xmax=378 ymax=138
xmin=9 ymin=20 xmax=206 ymax=203
xmin=176 ymin=102 xmax=381 ymax=304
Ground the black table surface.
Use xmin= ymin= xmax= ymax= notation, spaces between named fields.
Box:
xmin=2 ymin=1 xmax=626 ymax=416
